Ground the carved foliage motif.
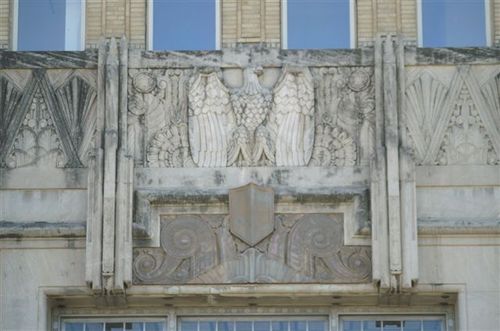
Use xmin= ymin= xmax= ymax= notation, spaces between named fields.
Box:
xmin=436 ymin=85 xmax=498 ymax=165
xmin=313 ymin=67 xmax=374 ymax=166
xmin=0 ymin=70 xmax=97 ymax=168
xmin=405 ymin=68 xmax=500 ymax=165
xmin=6 ymin=87 xmax=66 ymax=168
xmin=128 ymin=69 xmax=192 ymax=166
xmin=133 ymin=213 xmax=371 ymax=284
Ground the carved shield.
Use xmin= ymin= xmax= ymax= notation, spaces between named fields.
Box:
xmin=229 ymin=183 xmax=274 ymax=246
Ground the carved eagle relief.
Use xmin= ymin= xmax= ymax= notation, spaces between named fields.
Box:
xmin=187 ymin=68 xmax=315 ymax=167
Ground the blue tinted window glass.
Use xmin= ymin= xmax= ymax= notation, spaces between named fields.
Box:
xmin=423 ymin=320 xmax=443 ymax=331
xmin=153 ymin=0 xmax=216 ymax=50
xmin=219 ymin=321 xmax=235 ymax=331
xmin=181 ymin=321 xmax=198 ymax=331
xmin=200 ymin=321 xmax=217 ymax=331
xmin=422 ymin=0 xmax=486 ymax=47
xmin=342 ymin=321 xmax=361 ymax=331
xmin=290 ymin=321 xmax=306 ymax=331
xmin=254 ymin=322 xmax=271 ymax=331
xmin=65 ymin=323 xmax=85 ymax=331
xmin=288 ymin=0 xmax=350 ymax=49
xmin=18 ymin=0 xmax=65 ymax=50
xmin=87 ymin=323 xmax=105 ymax=331
xmin=145 ymin=322 xmax=165 ymax=331
xmin=362 ymin=321 xmax=381 ymax=331
xmin=236 ymin=322 xmax=252 ymax=331
xmin=18 ymin=0 xmax=82 ymax=51
xmin=308 ymin=320 xmax=326 ymax=331
xmin=403 ymin=320 xmax=421 ymax=331
xmin=272 ymin=321 xmax=288 ymax=331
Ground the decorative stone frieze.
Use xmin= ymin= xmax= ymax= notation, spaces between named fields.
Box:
xmin=405 ymin=67 xmax=500 ymax=165
xmin=128 ymin=64 xmax=374 ymax=168
xmin=0 ymin=69 xmax=97 ymax=168
xmin=133 ymin=212 xmax=371 ymax=284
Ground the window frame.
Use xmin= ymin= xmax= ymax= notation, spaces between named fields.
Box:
xmin=416 ymin=0 xmax=492 ymax=47
xmin=11 ymin=0 xmax=86 ymax=51
xmin=281 ymin=0 xmax=357 ymax=49
xmin=339 ymin=315 xmax=447 ymax=331
xmin=61 ymin=317 xmax=168 ymax=331
xmin=54 ymin=306 xmax=456 ymax=331
xmin=147 ymin=0 xmax=221 ymax=51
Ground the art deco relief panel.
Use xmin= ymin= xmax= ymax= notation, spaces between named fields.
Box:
xmin=0 ymin=69 xmax=97 ymax=169
xmin=133 ymin=185 xmax=372 ymax=285
xmin=405 ymin=65 xmax=500 ymax=166
xmin=128 ymin=57 xmax=375 ymax=285
xmin=127 ymin=65 xmax=374 ymax=169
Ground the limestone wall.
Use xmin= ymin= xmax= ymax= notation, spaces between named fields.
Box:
xmin=0 ymin=40 xmax=499 ymax=330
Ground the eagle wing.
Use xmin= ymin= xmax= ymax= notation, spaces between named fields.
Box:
xmin=271 ymin=69 xmax=315 ymax=166
xmin=188 ymin=72 xmax=233 ymax=167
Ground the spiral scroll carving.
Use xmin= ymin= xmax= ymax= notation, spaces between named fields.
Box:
xmin=160 ymin=215 xmax=215 ymax=258
xmin=288 ymin=214 xmax=343 ymax=259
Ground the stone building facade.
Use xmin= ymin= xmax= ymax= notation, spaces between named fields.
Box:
xmin=1 ymin=1 xmax=500 ymax=331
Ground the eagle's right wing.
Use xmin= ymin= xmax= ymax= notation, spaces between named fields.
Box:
xmin=188 ymin=73 xmax=233 ymax=167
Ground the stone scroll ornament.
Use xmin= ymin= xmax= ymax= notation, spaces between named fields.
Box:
xmin=133 ymin=213 xmax=371 ymax=284
xmin=187 ymin=67 xmax=315 ymax=167
xmin=133 ymin=183 xmax=371 ymax=285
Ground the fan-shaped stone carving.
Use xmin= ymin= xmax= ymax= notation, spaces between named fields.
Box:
xmin=55 ymin=74 xmax=97 ymax=165
xmin=405 ymin=72 xmax=449 ymax=162
xmin=309 ymin=124 xmax=356 ymax=166
xmin=147 ymin=122 xmax=192 ymax=167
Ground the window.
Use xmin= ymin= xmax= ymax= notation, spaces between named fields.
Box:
xmin=178 ymin=317 xmax=328 ymax=331
xmin=419 ymin=0 xmax=490 ymax=47
xmin=63 ymin=319 xmax=167 ymax=331
xmin=149 ymin=0 xmax=219 ymax=51
xmin=15 ymin=0 xmax=84 ymax=51
xmin=341 ymin=316 xmax=445 ymax=331
xmin=283 ymin=0 xmax=354 ymax=49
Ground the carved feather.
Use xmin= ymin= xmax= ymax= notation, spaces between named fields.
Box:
xmin=188 ymin=73 xmax=234 ymax=167
xmin=270 ymin=69 xmax=315 ymax=166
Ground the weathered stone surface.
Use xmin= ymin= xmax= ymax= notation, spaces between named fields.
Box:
xmin=130 ymin=63 xmax=373 ymax=168
xmin=229 ymin=183 xmax=274 ymax=246
xmin=405 ymin=66 xmax=500 ymax=165
xmin=0 ymin=50 xmax=98 ymax=69
xmin=133 ymin=212 xmax=371 ymax=284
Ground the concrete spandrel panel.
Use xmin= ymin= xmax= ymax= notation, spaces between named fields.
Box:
xmin=416 ymin=187 xmax=500 ymax=224
xmin=0 ymin=189 xmax=87 ymax=223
